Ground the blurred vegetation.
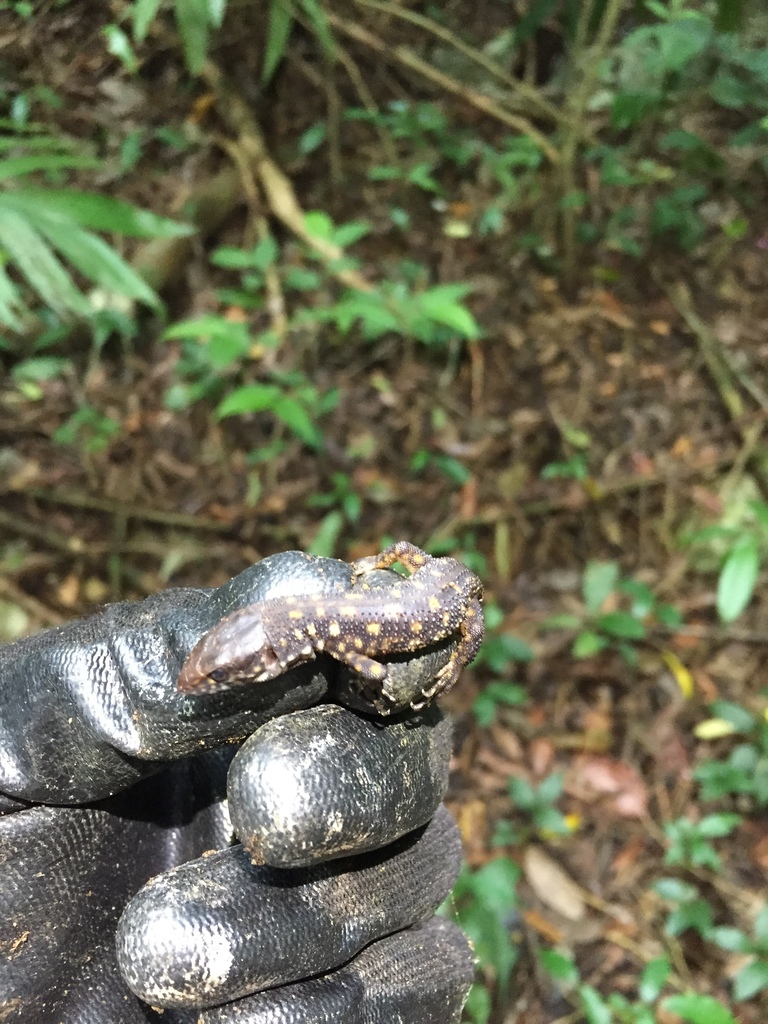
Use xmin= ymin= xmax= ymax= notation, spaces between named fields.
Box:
xmin=2 ymin=1 xmax=768 ymax=1022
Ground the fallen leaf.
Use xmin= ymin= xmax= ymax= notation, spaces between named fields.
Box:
xmin=523 ymin=845 xmax=586 ymax=921
xmin=569 ymin=755 xmax=649 ymax=819
xmin=662 ymin=650 xmax=694 ymax=699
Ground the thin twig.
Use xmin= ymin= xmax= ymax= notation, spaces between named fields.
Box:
xmin=559 ymin=0 xmax=625 ymax=293
xmin=0 ymin=577 xmax=65 ymax=627
xmin=350 ymin=0 xmax=566 ymax=126
xmin=4 ymin=488 xmax=238 ymax=533
xmin=326 ymin=13 xmax=560 ymax=165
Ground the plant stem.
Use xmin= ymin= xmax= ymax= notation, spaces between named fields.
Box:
xmin=560 ymin=0 xmax=626 ymax=294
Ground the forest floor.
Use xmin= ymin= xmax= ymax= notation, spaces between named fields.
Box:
xmin=2 ymin=6 xmax=768 ymax=1023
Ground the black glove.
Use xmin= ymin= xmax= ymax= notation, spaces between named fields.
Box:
xmin=0 ymin=551 xmax=474 ymax=1023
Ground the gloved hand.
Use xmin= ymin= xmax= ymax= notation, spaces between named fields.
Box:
xmin=0 ymin=551 xmax=474 ymax=1024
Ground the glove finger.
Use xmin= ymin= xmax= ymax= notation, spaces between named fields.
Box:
xmin=164 ymin=917 xmax=474 ymax=1024
xmin=227 ymin=703 xmax=451 ymax=867
xmin=116 ymin=805 xmax=462 ymax=1010
xmin=0 ymin=756 xmax=232 ymax=1024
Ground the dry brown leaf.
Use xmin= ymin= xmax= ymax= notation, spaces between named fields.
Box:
xmin=529 ymin=737 xmax=555 ymax=778
xmin=569 ymin=755 xmax=649 ymax=819
xmin=523 ymin=845 xmax=587 ymax=922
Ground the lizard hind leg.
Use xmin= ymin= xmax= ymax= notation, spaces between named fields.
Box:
xmin=336 ymin=649 xmax=390 ymax=683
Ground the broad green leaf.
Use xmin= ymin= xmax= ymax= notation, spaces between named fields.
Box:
xmin=582 ymin=560 xmax=619 ymax=614
xmin=298 ymin=0 xmax=334 ymax=60
xmin=133 ymin=0 xmax=163 ymax=39
xmin=0 ymin=136 xmax=77 ymax=153
xmin=307 ymin=510 xmax=343 ymax=557
xmin=0 ymin=208 xmax=89 ymax=316
xmin=469 ymin=857 xmax=520 ymax=915
xmin=708 ymin=927 xmax=752 ymax=953
xmin=29 ymin=215 xmax=160 ymax=308
xmin=539 ymin=948 xmax=578 ymax=985
xmin=717 ymin=536 xmax=759 ymax=623
xmin=733 ymin=959 xmax=768 ymax=1001
xmin=579 ymin=985 xmax=612 ymax=1024
xmin=0 ymin=262 xmax=23 ymax=328
xmin=597 ymin=611 xmax=646 ymax=639
xmin=175 ymin=0 xmax=212 ymax=74
xmin=273 ymin=395 xmax=321 ymax=447
xmin=0 ymin=154 xmax=100 ymax=180
xmin=697 ymin=812 xmax=740 ymax=838
xmin=217 ymin=383 xmax=282 ymax=417
xmin=541 ymin=613 xmax=582 ymax=630
xmin=463 ymin=983 xmax=491 ymax=1024
xmin=709 ymin=699 xmax=757 ymax=733
xmin=262 ymin=0 xmax=295 ymax=85
xmin=572 ymin=630 xmax=609 ymax=658
xmin=1 ymin=190 xmax=193 ymax=238
xmin=661 ymin=993 xmax=737 ymax=1024
xmin=417 ymin=285 xmax=479 ymax=339
xmin=638 ymin=956 xmax=671 ymax=1001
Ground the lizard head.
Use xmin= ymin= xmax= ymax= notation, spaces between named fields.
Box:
xmin=177 ymin=605 xmax=281 ymax=694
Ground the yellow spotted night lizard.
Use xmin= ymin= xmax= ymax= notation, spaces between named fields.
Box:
xmin=177 ymin=541 xmax=484 ymax=709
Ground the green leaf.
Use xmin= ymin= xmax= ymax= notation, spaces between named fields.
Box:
xmin=582 ymin=561 xmax=619 ymax=614
xmin=28 ymin=215 xmax=160 ymax=308
xmin=175 ymin=0 xmax=213 ymax=73
xmin=469 ymin=857 xmax=520 ymax=915
xmin=273 ymin=395 xmax=322 ymax=447
xmin=417 ymin=284 xmax=479 ymax=339
xmin=0 ymin=208 xmax=89 ymax=316
xmin=463 ymin=983 xmax=491 ymax=1024
xmin=708 ymin=927 xmax=752 ymax=953
xmin=709 ymin=699 xmax=757 ymax=733
xmin=298 ymin=122 xmax=327 ymax=155
xmin=332 ymin=220 xmax=370 ymax=248
xmin=0 ymin=262 xmax=24 ymax=328
xmin=2 ymin=190 xmax=194 ymax=238
xmin=717 ymin=537 xmax=759 ymax=623
xmin=653 ymin=877 xmax=699 ymax=902
xmin=262 ymin=0 xmax=294 ymax=84
xmin=298 ymin=0 xmax=334 ymax=60
xmin=596 ymin=612 xmax=646 ymax=640
xmin=733 ymin=959 xmax=768 ymax=1001
xmin=638 ymin=956 xmax=671 ymax=1002
xmin=541 ymin=613 xmax=582 ymax=630
xmin=579 ymin=985 xmax=612 ymax=1024
xmin=539 ymin=948 xmax=578 ymax=985
xmin=307 ymin=511 xmax=343 ymax=557
xmin=217 ymin=383 xmax=282 ymax=417
xmin=661 ymin=993 xmax=737 ymax=1024
xmin=133 ymin=0 xmax=163 ymax=39
xmin=696 ymin=812 xmax=740 ymax=838
xmin=0 ymin=154 xmax=100 ymax=180
xmin=573 ymin=630 xmax=609 ymax=658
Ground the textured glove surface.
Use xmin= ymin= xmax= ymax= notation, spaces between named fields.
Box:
xmin=0 ymin=553 xmax=473 ymax=1023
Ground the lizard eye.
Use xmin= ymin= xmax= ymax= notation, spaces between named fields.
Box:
xmin=208 ymin=667 xmax=228 ymax=684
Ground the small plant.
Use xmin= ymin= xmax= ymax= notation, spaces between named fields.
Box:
xmin=663 ymin=812 xmax=740 ymax=872
xmin=686 ymin=496 xmax=768 ymax=623
xmin=448 ymin=857 xmax=521 ymax=1024
xmin=541 ymin=947 xmax=673 ymax=1024
xmin=541 ymin=422 xmax=592 ymax=481
xmin=694 ymin=699 xmax=768 ymax=808
xmin=493 ymin=773 xmax=572 ymax=846
xmin=542 ymin=560 xmax=682 ymax=666
xmin=654 ymin=878 xmax=768 ymax=1003
xmin=347 ymin=101 xmax=543 ymax=235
